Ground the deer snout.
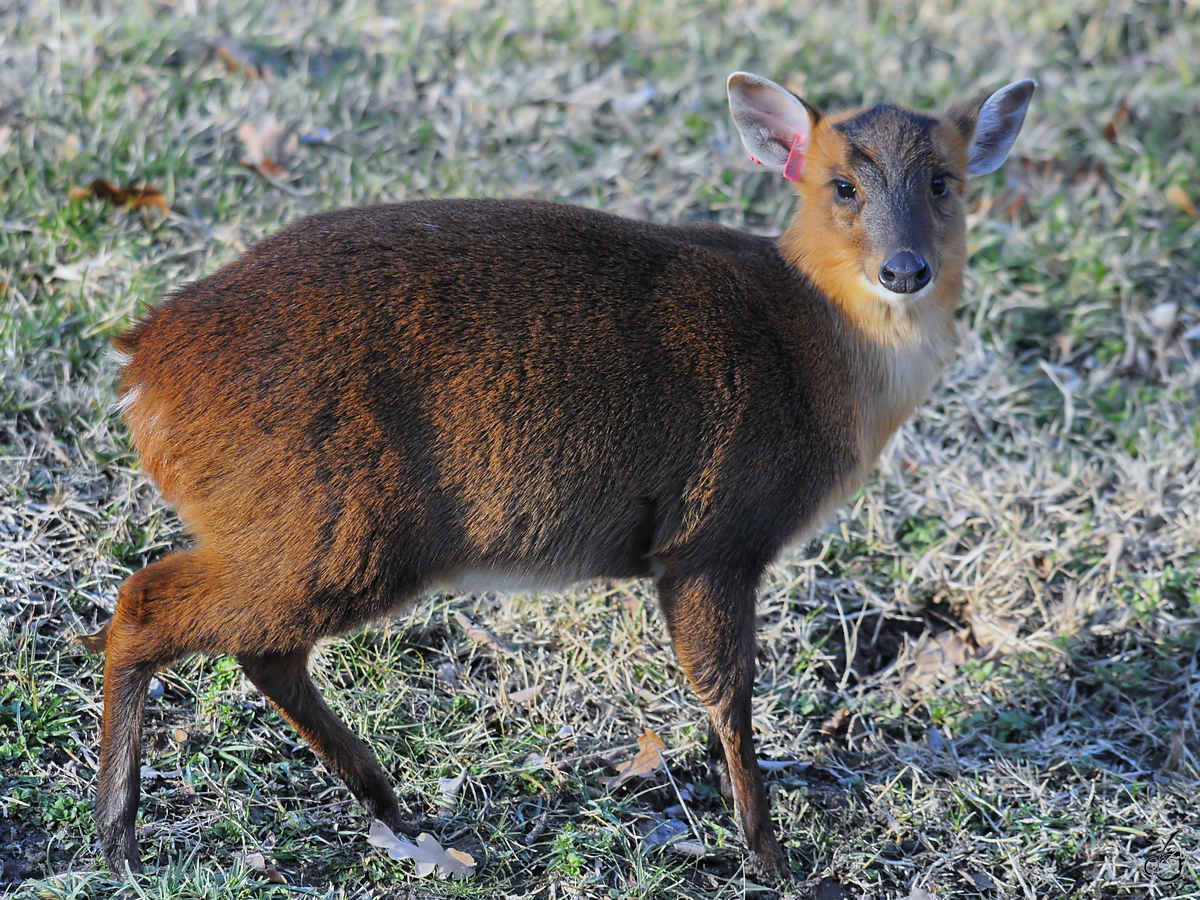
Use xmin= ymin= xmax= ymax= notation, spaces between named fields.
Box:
xmin=879 ymin=251 xmax=932 ymax=294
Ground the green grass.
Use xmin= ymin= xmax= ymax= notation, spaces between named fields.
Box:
xmin=3 ymin=0 xmax=1199 ymax=897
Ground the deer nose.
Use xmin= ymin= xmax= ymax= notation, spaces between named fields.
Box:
xmin=879 ymin=251 xmax=932 ymax=294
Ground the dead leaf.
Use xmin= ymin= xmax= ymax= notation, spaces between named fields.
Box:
xmin=1149 ymin=301 xmax=1178 ymax=333
xmin=173 ymin=727 xmax=189 ymax=743
xmin=905 ymin=631 xmax=970 ymax=692
xmin=642 ymin=816 xmax=688 ymax=847
xmin=1160 ymin=724 xmax=1197 ymax=776
xmin=1053 ymin=331 xmax=1075 ymax=362
xmin=1102 ymin=99 xmax=1130 ymax=142
xmin=964 ymin=870 xmax=998 ymax=891
xmin=945 ymin=507 xmax=971 ymax=529
xmin=59 ymin=134 xmax=81 ymax=162
xmin=234 ymin=851 xmax=288 ymax=884
xmin=212 ymin=35 xmax=296 ymax=80
xmin=237 ymin=118 xmax=298 ymax=179
xmin=613 ymin=83 xmax=654 ymax=115
xmin=69 ymin=179 xmax=169 ymax=214
xmin=586 ymin=28 xmax=621 ymax=53
xmin=509 ymin=684 xmax=541 ymax=705
xmin=1165 ymin=184 xmax=1196 ymax=216
xmin=671 ymin=839 xmax=707 ymax=857
xmin=437 ymin=767 xmax=467 ymax=815
xmin=367 ymin=820 xmax=475 ymax=880
xmin=1001 ymin=191 xmax=1028 ymax=218
xmin=213 ymin=36 xmax=265 ymax=79
xmin=0 ymin=125 xmax=11 ymax=155
xmin=601 ymin=728 xmax=666 ymax=788
xmin=969 ymin=614 xmax=1023 ymax=655
xmin=926 ymin=726 xmax=946 ymax=752
xmin=454 ymin=611 xmax=510 ymax=652
xmin=437 ymin=660 xmax=461 ymax=688
xmin=521 ymin=752 xmax=549 ymax=770
xmin=820 ymin=708 xmax=850 ymax=736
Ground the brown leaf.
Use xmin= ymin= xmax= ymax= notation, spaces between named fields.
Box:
xmin=237 ymin=118 xmax=298 ymax=180
xmin=212 ymin=36 xmax=289 ymax=80
xmin=1160 ymin=724 xmax=1197 ymax=776
xmin=1001 ymin=191 xmax=1028 ymax=218
xmin=454 ymin=611 xmax=511 ymax=652
xmin=235 ymin=851 xmax=288 ymax=884
xmin=969 ymin=614 xmax=1023 ymax=656
xmin=70 ymin=179 xmax=169 ymax=214
xmin=213 ymin=36 xmax=263 ymax=79
xmin=367 ymin=820 xmax=476 ymax=879
xmin=905 ymin=631 xmax=970 ymax=692
xmin=1165 ymin=184 xmax=1196 ymax=216
xmin=59 ymin=134 xmax=81 ymax=162
xmin=1102 ymin=99 xmax=1130 ymax=142
xmin=508 ymin=685 xmax=542 ymax=705
xmin=601 ymin=728 xmax=666 ymax=788
xmin=820 ymin=708 xmax=850 ymax=736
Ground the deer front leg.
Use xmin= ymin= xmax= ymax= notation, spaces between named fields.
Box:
xmin=656 ymin=570 xmax=790 ymax=882
xmin=236 ymin=647 xmax=416 ymax=835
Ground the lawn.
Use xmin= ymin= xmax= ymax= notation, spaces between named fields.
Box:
xmin=1 ymin=0 xmax=1198 ymax=898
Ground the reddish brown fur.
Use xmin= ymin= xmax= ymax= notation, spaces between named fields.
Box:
xmin=96 ymin=81 xmax=1027 ymax=882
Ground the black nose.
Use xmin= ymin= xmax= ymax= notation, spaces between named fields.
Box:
xmin=879 ymin=251 xmax=932 ymax=294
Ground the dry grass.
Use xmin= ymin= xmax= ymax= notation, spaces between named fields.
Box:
xmin=2 ymin=0 xmax=1198 ymax=898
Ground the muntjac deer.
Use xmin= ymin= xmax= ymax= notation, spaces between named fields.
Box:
xmin=95 ymin=72 xmax=1034 ymax=880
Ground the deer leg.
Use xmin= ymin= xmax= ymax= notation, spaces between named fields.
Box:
xmin=97 ymin=550 xmax=211 ymax=875
xmin=656 ymin=570 xmax=790 ymax=882
xmin=235 ymin=647 xmax=413 ymax=834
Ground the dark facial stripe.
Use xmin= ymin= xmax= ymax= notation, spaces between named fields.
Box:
xmin=835 ymin=104 xmax=943 ymax=181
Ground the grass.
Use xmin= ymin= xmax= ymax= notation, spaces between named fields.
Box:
xmin=2 ymin=0 xmax=1198 ymax=897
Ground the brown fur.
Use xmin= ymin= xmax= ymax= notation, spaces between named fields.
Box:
xmin=97 ymin=85 xmax=1012 ymax=881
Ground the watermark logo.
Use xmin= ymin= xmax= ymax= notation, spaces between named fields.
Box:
xmin=1142 ymin=830 xmax=1184 ymax=883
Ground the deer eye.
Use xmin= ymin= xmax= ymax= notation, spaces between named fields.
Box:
xmin=931 ymin=175 xmax=947 ymax=197
xmin=834 ymin=180 xmax=857 ymax=201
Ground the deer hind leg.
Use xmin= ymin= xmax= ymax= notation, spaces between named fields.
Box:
xmin=235 ymin=647 xmax=413 ymax=834
xmin=656 ymin=569 xmax=790 ymax=883
xmin=96 ymin=549 xmax=221 ymax=875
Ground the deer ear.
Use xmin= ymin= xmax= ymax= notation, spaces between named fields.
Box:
xmin=949 ymin=79 xmax=1036 ymax=177
xmin=728 ymin=72 xmax=818 ymax=179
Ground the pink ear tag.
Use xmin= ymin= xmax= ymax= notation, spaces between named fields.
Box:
xmin=782 ymin=133 xmax=806 ymax=182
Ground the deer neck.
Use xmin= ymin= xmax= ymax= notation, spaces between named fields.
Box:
xmin=779 ymin=225 xmax=962 ymax=467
